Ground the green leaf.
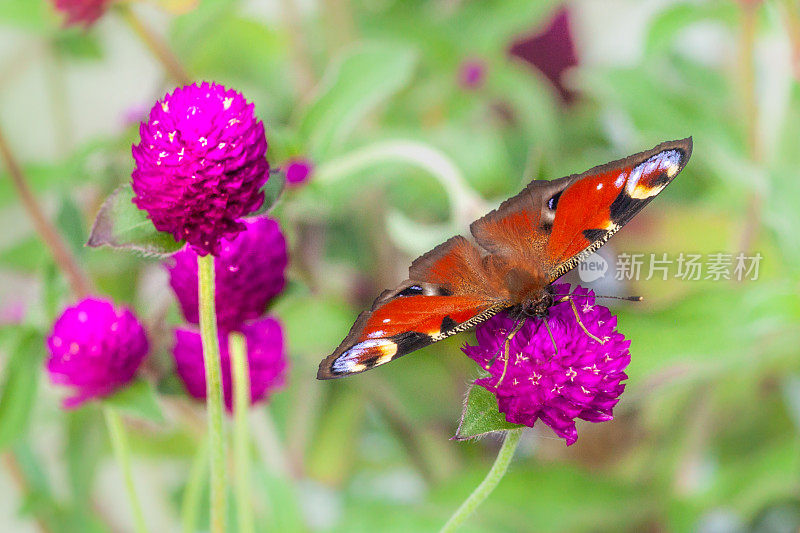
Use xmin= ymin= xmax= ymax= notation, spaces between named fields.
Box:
xmin=253 ymin=171 xmax=286 ymax=215
xmin=103 ymin=378 xmax=165 ymax=423
xmin=645 ymin=2 xmax=738 ymax=57
xmin=299 ymin=42 xmax=418 ymax=158
xmin=455 ymin=383 xmax=523 ymax=441
xmin=0 ymin=0 xmax=50 ymax=31
xmin=56 ymin=195 xmax=87 ymax=257
xmin=0 ymin=330 xmax=44 ymax=450
xmin=53 ymin=31 xmax=103 ymax=60
xmin=86 ymin=185 xmax=184 ymax=256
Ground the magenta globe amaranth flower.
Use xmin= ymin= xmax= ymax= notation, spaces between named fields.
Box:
xmin=166 ymin=216 xmax=287 ymax=332
xmin=463 ymin=284 xmax=630 ymax=445
xmin=131 ymin=82 xmax=271 ymax=256
xmin=173 ymin=317 xmax=287 ymax=411
xmin=51 ymin=0 xmax=111 ymax=27
xmin=284 ymin=157 xmax=313 ymax=186
xmin=46 ymin=298 xmax=149 ymax=408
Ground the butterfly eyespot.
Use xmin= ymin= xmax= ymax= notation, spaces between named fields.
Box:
xmin=397 ymin=285 xmax=424 ymax=297
xmin=547 ymin=191 xmax=563 ymax=211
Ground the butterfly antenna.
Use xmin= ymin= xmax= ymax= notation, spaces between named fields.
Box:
xmin=560 ymin=296 xmax=606 ymax=345
xmin=551 ymin=293 xmax=643 ymax=302
xmin=596 ymin=295 xmax=643 ymax=302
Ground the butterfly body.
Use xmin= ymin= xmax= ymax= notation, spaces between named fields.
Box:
xmin=318 ymin=139 xmax=693 ymax=380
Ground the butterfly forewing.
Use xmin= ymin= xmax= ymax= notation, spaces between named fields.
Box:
xmin=545 ymin=138 xmax=692 ymax=280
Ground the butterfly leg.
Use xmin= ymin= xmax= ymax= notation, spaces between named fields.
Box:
xmin=553 ymin=295 xmax=606 ymax=345
xmin=495 ymin=318 xmax=526 ymax=387
xmin=543 ymin=318 xmax=559 ymax=357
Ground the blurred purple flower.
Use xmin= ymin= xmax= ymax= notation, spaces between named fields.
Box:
xmin=131 ymin=82 xmax=271 ymax=256
xmin=46 ymin=298 xmax=148 ymax=408
xmin=51 ymin=0 xmax=110 ymax=27
xmin=284 ymin=158 xmax=313 ymax=186
xmin=0 ymin=301 xmax=25 ymax=325
xmin=120 ymin=103 xmax=148 ymax=129
xmin=509 ymin=7 xmax=579 ymax=104
xmin=463 ymin=284 xmax=630 ymax=445
xmin=166 ymin=217 xmax=287 ymax=332
xmin=173 ymin=317 xmax=287 ymax=411
xmin=458 ymin=59 xmax=487 ymax=90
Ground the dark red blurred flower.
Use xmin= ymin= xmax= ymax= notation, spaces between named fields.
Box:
xmin=509 ymin=7 xmax=579 ymax=104
xmin=51 ymin=0 xmax=111 ymax=27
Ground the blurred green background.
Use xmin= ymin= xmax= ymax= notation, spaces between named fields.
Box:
xmin=2 ymin=0 xmax=800 ymax=531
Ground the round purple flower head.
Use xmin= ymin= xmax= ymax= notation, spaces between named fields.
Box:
xmin=52 ymin=0 xmax=110 ymax=27
xmin=166 ymin=217 xmax=287 ymax=332
xmin=462 ymin=284 xmax=630 ymax=445
xmin=131 ymin=82 xmax=271 ymax=256
xmin=173 ymin=317 xmax=287 ymax=411
xmin=284 ymin=157 xmax=313 ymax=186
xmin=46 ymin=298 xmax=149 ymax=408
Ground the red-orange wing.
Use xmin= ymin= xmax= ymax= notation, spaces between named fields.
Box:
xmin=470 ymin=138 xmax=693 ymax=282
xmin=317 ymin=237 xmax=507 ymax=379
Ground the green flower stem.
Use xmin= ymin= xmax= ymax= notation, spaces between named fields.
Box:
xmin=440 ymin=428 xmax=524 ymax=533
xmin=181 ymin=435 xmax=209 ymax=533
xmin=103 ymin=406 xmax=148 ymax=533
xmin=197 ymin=254 xmax=226 ymax=533
xmin=229 ymin=331 xmax=255 ymax=533
xmin=314 ymin=140 xmax=487 ymax=226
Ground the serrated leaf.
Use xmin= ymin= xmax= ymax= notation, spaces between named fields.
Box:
xmin=454 ymin=383 xmax=523 ymax=440
xmin=253 ymin=171 xmax=286 ymax=215
xmin=87 ymin=185 xmax=184 ymax=256
xmin=299 ymin=42 xmax=417 ymax=158
xmin=0 ymin=330 xmax=44 ymax=450
xmin=103 ymin=378 xmax=164 ymax=423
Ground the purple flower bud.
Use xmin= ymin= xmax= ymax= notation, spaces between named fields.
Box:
xmin=458 ymin=59 xmax=487 ymax=90
xmin=462 ymin=284 xmax=630 ymax=446
xmin=46 ymin=298 xmax=149 ymax=408
xmin=284 ymin=158 xmax=313 ymax=186
xmin=173 ymin=317 xmax=287 ymax=411
xmin=166 ymin=217 xmax=287 ymax=332
xmin=131 ymin=82 xmax=271 ymax=256
xmin=51 ymin=0 xmax=110 ymax=27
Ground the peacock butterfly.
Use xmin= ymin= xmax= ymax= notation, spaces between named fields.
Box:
xmin=317 ymin=138 xmax=692 ymax=379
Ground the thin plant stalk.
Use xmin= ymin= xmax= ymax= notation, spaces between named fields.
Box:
xmin=229 ymin=331 xmax=255 ymax=533
xmin=197 ymin=254 xmax=226 ymax=533
xmin=115 ymin=3 xmax=192 ymax=86
xmin=0 ymin=123 xmax=91 ymax=298
xmin=181 ymin=435 xmax=210 ymax=533
xmin=103 ymin=406 xmax=148 ymax=533
xmin=439 ymin=429 xmax=524 ymax=533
